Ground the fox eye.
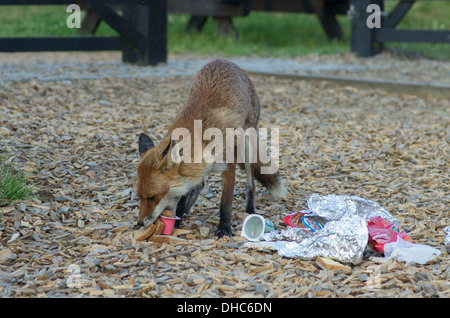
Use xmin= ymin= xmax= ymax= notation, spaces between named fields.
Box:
xmin=147 ymin=196 xmax=155 ymax=202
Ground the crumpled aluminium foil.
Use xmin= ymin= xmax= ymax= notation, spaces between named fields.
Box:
xmin=261 ymin=194 xmax=399 ymax=264
xmin=444 ymin=226 xmax=450 ymax=247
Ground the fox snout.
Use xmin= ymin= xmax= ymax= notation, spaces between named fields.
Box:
xmin=137 ymin=205 xmax=148 ymax=227
xmin=137 ymin=195 xmax=160 ymax=227
xmin=137 ymin=198 xmax=177 ymax=228
xmin=137 ymin=199 xmax=150 ymax=227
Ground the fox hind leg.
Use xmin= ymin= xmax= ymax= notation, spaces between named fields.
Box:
xmin=215 ymin=162 xmax=236 ymax=237
xmin=244 ymin=134 xmax=256 ymax=215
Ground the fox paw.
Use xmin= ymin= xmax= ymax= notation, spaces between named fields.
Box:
xmin=174 ymin=219 xmax=182 ymax=228
xmin=215 ymin=227 xmax=232 ymax=238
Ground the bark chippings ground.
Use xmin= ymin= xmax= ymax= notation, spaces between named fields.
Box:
xmin=0 ymin=52 xmax=449 ymax=298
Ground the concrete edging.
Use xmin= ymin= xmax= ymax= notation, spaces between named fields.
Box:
xmin=249 ymin=71 xmax=450 ymax=99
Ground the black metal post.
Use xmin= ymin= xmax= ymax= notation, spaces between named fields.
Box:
xmin=351 ymin=0 xmax=383 ymax=57
xmin=122 ymin=0 xmax=167 ymax=65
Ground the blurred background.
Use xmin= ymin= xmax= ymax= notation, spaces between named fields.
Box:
xmin=0 ymin=1 xmax=448 ymax=60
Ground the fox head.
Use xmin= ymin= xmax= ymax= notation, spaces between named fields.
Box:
xmin=136 ymin=133 xmax=188 ymax=227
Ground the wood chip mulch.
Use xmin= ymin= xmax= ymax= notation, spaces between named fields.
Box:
xmin=0 ymin=71 xmax=449 ymax=298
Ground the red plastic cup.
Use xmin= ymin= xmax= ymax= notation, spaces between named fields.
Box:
xmin=160 ymin=215 xmax=181 ymax=235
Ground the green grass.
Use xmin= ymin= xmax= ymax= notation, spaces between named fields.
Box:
xmin=0 ymin=3 xmax=448 ymax=59
xmin=167 ymin=13 xmax=350 ymax=57
xmin=383 ymin=0 xmax=450 ymax=60
xmin=0 ymin=157 xmax=34 ymax=206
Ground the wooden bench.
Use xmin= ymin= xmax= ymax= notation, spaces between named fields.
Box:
xmin=81 ymin=0 xmax=350 ymax=41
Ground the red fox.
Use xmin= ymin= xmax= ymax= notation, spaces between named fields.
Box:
xmin=137 ymin=59 xmax=286 ymax=237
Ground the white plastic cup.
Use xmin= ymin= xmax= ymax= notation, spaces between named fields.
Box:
xmin=241 ymin=214 xmax=277 ymax=241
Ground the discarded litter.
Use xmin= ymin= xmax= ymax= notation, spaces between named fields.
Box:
xmin=384 ymin=236 xmax=440 ymax=265
xmin=367 ymin=216 xmax=414 ymax=254
xmin=367 ymin=216 xmax=440 ymax=264
xmin=241 ymin=214 xmax=277 ymax=241
xmin=316 ymin=256 xmax=351 ymax=272
xmin=256 ymin=194 xmax=383 ymax=264
xmin=282 ymin=211 xmax=325 ymax=232
xmin=274 ymin=195 xmax=370 ymax=264
xmin=160 ymin=215 xmax=181 ymax=235
xmin=244 ymin=193 xmax=442 ymax=266
xmin=133 ymin=210 xmax=188 ymax=247
xmin=444 ymin=226 xmax=450 ymax=247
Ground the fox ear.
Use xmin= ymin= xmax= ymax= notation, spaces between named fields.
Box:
xmin=161 ymin=139 xmax=176 ymax=158
xmin=159 ymin=139 xmax=179 ymax=171
xmin=139 ymin=133 xmax=154 ymax=155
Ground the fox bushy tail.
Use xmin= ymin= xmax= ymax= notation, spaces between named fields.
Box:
xmin=253 ymin=160 xmax=287 ymax=199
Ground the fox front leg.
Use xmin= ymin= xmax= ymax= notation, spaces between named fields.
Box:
xmin=174 ymin=181 xmax=204 ymax=227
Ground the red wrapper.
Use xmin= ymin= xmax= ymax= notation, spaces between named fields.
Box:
xmin=282 ymin=211 xmax=325 ymax=232
xmin=282 ymin=211 xmax=304 ymax=227
xmin=367 ymin=216 xmax=414 ymax=253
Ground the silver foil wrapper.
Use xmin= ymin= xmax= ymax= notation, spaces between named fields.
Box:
xmin=261 ymin=194 xmax=399 ymax=264
xmin=444 ymin=226 xmax=450 ymax=247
